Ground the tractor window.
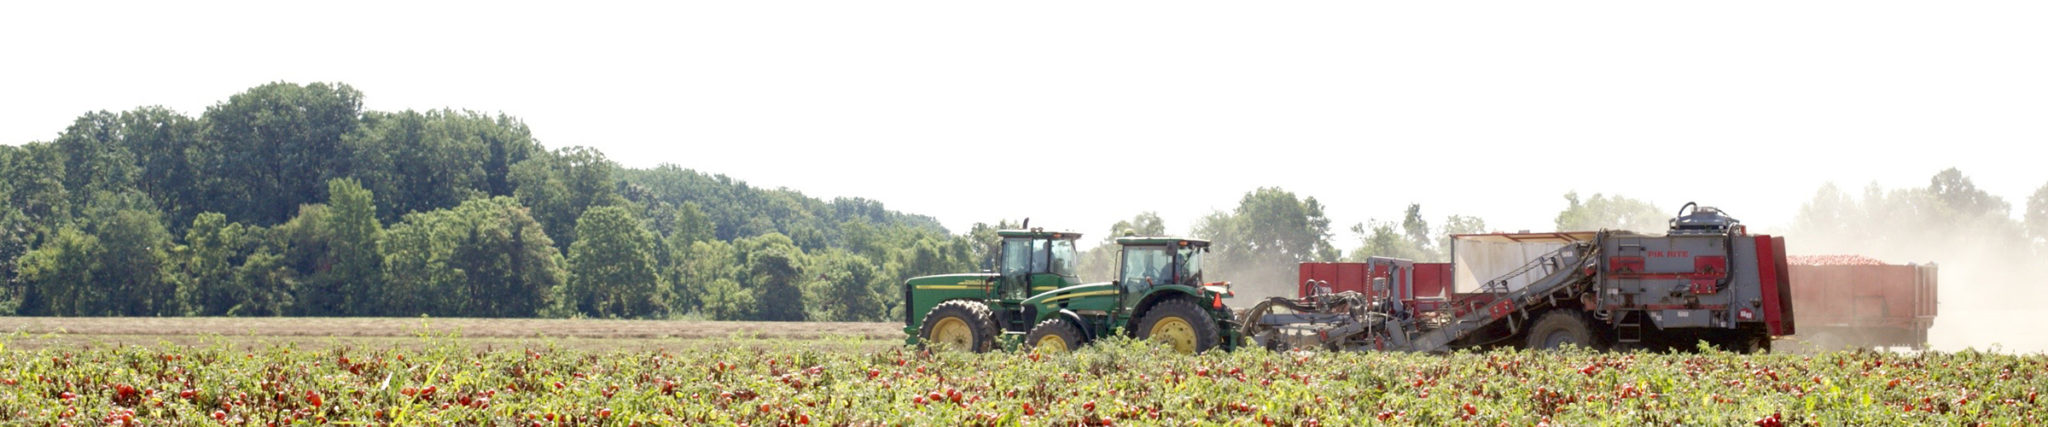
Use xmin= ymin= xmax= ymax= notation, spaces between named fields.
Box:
xmin=1049 ymin=239 xmax=1079 ymax=278
xmin=1001 ymin=238 xmax=1032 ymax=278
xmin=1177 ymin=246 xmax=1203 ymax=286
xmin=1028 ymin=239 xmax=1050 ymax=273
xmin=1120 ymin=246 xmax=1173 ymax=290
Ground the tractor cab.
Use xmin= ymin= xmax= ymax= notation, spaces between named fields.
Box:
xmin=1112 ymin=237 xmax=1208 ymax=296
xmin=995 ymin=229 xmax=1084 ymax=300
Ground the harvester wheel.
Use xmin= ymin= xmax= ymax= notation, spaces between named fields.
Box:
xmin=1135 ymin=299 xmax=1221 ymax=354
xmin=1526 ymin=309 xmax=1607 ymax=351
xmin=1023 ymin=318 xmax=1085 ymax=354
xmin=1733 ymin=331 xmax=1771 ymax=354
xmin=918 ymin=300 xmax=998 ymax=353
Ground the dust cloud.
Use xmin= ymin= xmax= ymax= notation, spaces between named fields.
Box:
xmin=1213 ymin=257 xmax=1315 ymax=307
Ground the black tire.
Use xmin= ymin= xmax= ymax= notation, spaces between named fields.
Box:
xmin=1526 ymin=309 xmax=1607 ymax=351
xmin=917 ymin=300 xmax=998 ymax=353
xmin=1134 ymin=299 xmax=1222 ymax=354
xmin=1023 ymin=318 xmax=1086 ymax=354
xmin=1735 ymin=331 xmax=1771 ymax=354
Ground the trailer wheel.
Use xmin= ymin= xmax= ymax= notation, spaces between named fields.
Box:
xmin=918 ymin=300 xmax=998 ymax=353
xmin=1024 ymin=318 xmax=1085 ymax=354
xmin=1136 ymin=299 xmax=1221 ymax=354
xmin=1526 ymin=310 xmax=1607 ymax=351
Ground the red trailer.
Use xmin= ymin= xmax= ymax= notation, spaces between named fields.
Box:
xmin=1785 ymin=255 xmax=1937 ymax=350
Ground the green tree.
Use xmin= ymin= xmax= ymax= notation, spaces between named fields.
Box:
xmin=736 ymin=233 xmax=808 ymax=321
xmin=232 ymin=247 xmax=297 ymax=316
xmin=345 ymin=110 xmax=536 ymax=221
xmin=52 ymin=111 xmax=140 ymax=208
xmin=193 ymin=82 xmax=363 ymax=225
xmin=382 ymin=196 xmax=566 ymax=317
xmin=659 ymin=202 xmax=717 ymax=312
xmin=1348 ymin=204 xmax=1438 ymax=262
xmin=445 ymin=197 xmax=567 ymax=317
xmin=1554 ymin=192 xmax=1667 ymax=233
xmin=513 ymin=146 xmax=622 ymax=250
xmin=273 ymin=204 xmax=336 ymax=315
xmin=0 ymin=207 xmax=29 ymax=313
xmin=1346 ymin=205 xmax=1484 ymax=263
xmin=93 ymin=208 xmax=178 ymax=315
xmin=680 ymin=239 xmax=749 ymax=320
xmin=1928 ymin=167 xmax=2009 ymax=219
xmin=1193 ymin=188 xmax=1339 ymax=295
xmin=178 ymin=212 xmax=251 ymax=315
xmin=804 ymin=249 xmax=885 ymax=321
xmin=565 ymin=206 xmax=667 ymax=318
xmin=379 ymin=208 xmax=462 ymax=316
xmin=117 ymin=107 xmax=206 ymax=227
xmin=15 ymin=227 xmax=99 ymax=315
xmin=1441 ymin=214 xmax=1489 ymax=250
xmin=2 ymin=143 xmax=71 ymax=229
xmin=1348 ymin=220 xmax=1430 ymax=262
xmin=320 ymin=179 xmax=383 ymax=314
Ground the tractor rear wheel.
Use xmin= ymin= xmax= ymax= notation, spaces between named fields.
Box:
xmin=1135 ymin=299 xmax=1221 ymax=354
xmin=1526 ymin=309 xmax=1607 ymax=351
xmin=918 ymin=300 xmax=998 ymax=353
xmin=1024 ymin=318 xmax=1085 ymax=354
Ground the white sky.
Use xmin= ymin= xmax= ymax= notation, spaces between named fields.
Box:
xmin=5 ymin=1 xmax=2046 ymax=250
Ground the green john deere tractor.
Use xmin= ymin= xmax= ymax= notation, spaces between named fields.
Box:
xmin=901 ymin=228 xmax=1240 ymax=354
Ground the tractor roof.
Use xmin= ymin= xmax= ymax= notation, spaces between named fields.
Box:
xmin=997 ymin=229 xmax=1082 ymax=239
xmin=1115 ymin=236 xmax=1209 ymax=247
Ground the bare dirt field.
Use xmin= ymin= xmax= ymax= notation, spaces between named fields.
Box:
xmin=0 ymin=317 xmax=905 ymax=351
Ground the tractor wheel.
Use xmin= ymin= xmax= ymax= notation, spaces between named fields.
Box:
xmin=1135 ymin=299 xmax=1222 ymax=354
xmin=1526 ymin=309 xmax=1607 ymax=351
xmin=917 ymin=300 xmax=998 ymax=353
xmin=1023 ymin=318 xmax=1086 ymax=354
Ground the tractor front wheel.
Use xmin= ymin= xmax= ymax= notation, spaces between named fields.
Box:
xmin=1024 ymin=318 xmax=1085 ymax=354
xmin=918 ymin=300 xmax=998 ymax=353
xmin=1135 ymin=299 xmax=1221 ymax=354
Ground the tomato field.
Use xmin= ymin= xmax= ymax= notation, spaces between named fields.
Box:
xmin=0 ymin=335 xmax=2040 ymax=426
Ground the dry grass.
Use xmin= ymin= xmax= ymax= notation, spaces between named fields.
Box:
xmin=0 ymin=317 xmax=905 ymax=351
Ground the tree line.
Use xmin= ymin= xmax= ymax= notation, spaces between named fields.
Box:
xmin=0 ymin=82 xmax=983 ymax=321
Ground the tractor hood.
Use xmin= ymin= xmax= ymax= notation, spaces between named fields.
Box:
xmin=905 ymin=273 xmax=997 ymax=289
xmin=1019 ymin=282 xmax=1118 ymax=306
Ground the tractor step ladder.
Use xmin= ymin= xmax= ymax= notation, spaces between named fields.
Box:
xmin=1615 ymin=312 xmax=1644 ymax=345
xmin=1405 ymin=243 xmax=1598 ymax=352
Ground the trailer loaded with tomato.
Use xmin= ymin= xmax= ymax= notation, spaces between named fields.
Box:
xmin=1240 ymin=203 xmax=1796 ymax=352
xmin=1782 ymin=255 xmax=1937 ymax=351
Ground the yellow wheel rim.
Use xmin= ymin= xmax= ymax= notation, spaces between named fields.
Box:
xmin=1149 ymin=317 xmax=1197 ymax=354
xmin=930 ymin=317 xmax=972 ymax=351
xmin=1034 ymin=334 xmax=1069 ymax=353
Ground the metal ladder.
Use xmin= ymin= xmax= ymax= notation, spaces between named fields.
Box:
xmin=1614 ymin=311 xmax=1645 ymax=346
